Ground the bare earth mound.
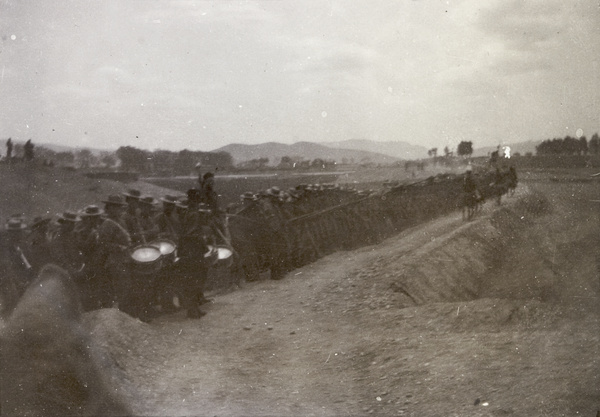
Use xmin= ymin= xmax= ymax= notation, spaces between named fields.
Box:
xmin=83 ymin=175 xmax=599 ymax=416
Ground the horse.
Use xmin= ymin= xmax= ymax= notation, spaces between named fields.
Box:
xmin=0 ymin=264 xmax=132 ymax=416
xmin=462 ymin=191 xmax=479 ymax=221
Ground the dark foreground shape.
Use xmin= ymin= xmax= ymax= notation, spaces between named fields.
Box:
xmin=0 ymin=264 xmax=132 ymax=416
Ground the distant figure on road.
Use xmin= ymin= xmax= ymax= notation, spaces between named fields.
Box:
xmin=6 ymin=138 xmax=13 ymax=161
xmin=23 ymin=139 xmax=34 ymax=161
xmin=508 ymin=165 xmax=518 ymax=196
xmin=462 ymin=166 xmax=479 ymax=220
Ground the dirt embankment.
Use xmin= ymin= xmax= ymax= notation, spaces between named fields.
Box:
xmin=85 ymin=179 xmax=599 ymax=416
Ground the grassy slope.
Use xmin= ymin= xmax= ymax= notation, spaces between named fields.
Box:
xmin=0 ymin=164 xmax=178 ymax=222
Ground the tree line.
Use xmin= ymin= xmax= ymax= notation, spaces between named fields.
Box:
xmin=536 ymin=133 xmax=599 ymax=155
xmin=115 ymin=146 xmax=233 ymax=174
xmin=428 ymin=142 xmax=473 ymax=159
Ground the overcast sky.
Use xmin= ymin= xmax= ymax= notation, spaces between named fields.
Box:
xmin=1 ymin=0 xmax=598 ymax=152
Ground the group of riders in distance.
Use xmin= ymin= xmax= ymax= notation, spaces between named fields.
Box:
xmin=463 ymin=161 xmax=518 ymax=220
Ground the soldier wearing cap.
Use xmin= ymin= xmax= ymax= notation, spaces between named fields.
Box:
xmin=123 ymin=189 xmax=145 ymax=245
xmin=0 ymin=217 xmax=35 ymax=314
xmin=257 ymin=187 xmax=290 ymax=280
xmin=86 ymin=195 xmax=132 ymax=311
xmin=177 ymin=188 xmax=211 ymax=318
xmin=51 ymin=211 xmax=84 ymax=276
xmin=76 ymin=205 xmax=103 ymax=258
xmin=155 ymin=195 xmax=181 ymax=241
xmin=201 ymin=172 xmax=218 ymax=213
xmin=74 ymin=205 xmax=105 ymax=310
xmin=25 ymin=216 xmax=53 ymax=274
xmin=139 ymin=196 xmax=159 ymax=242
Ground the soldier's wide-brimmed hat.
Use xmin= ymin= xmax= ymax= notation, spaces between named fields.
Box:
xmin=57 ymin=211 xmax=81 ymax=223
xmin=79 ymin=205 xmax=104 ymax=217
xmin=31 ymin=216 xmax=51 ymax=230
xmin=241 ymin=191 xmax=257 ymax=201
xmin=140 ymin=196 xmax=158 ymax=206
xmin=102 ymin=195 xmax=128 ymax=207
xmin=122 ymin=189 xmax=142 ymax=200
xmin=5 ymin=217 xmax=27 ymax=231
xmin=160 ymin=195 xmax=179 ymax=205
xmin=266 ymin=186 xmax=281 ymax=197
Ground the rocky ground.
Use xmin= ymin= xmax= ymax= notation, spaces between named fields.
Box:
xmin=85 ymin=170 xmax=599 ymax=417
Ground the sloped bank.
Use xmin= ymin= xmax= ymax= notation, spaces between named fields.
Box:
xmin=345 ymin=189 xmax=554 ymax=310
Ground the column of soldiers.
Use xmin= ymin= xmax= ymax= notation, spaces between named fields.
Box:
xmin=228 ymin=169 xmax=508 ymax=281
xmin=228 ymin=183 xmax=389 ymax=281
xmin=1 ymin=168 xmax=514 ymax=319
xmin=0 ymin=188 xmax=215 ymax=321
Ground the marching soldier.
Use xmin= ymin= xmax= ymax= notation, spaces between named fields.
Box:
xmin=0 ymin=217 xmax=34 ymax=315
xmin=51 ymin=211 xmax=84 ymax=276
xmin=178 ymin=189 xmax=211 ymax=318
xmin=201 ymin=172 xmax=218 ymax=213
xmin=175 ymin=198 xmax=188 ymax=236
xmin=123 ymin=189 xmax=145 ymax=245
xmin=86 ymin=195 xmax=132 ymax=311
xmin=139 ymin=196 xmax=160 ymax=243
xmin=155 ymin=195 xmax=181 ymax=241
xmin=25 ymin=216 xmax=53 ymax=274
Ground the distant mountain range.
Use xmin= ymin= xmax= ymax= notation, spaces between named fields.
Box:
xmin=322 ymin=139 xmax=429 ymax=160
xmin=32 ymin=138 xmax=543 ymax=164
xmin=212 ymin=141 xmax=401 ymax=165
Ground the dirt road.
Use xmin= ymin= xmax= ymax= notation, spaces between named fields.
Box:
xmin=88 ymin=175 xmax=600 ymax=416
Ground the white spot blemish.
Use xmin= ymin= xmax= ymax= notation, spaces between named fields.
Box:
xmin=10 ymin=34 xmax=16 ymax=40
xmin=321 ymin=111 xmax=327 ymax=118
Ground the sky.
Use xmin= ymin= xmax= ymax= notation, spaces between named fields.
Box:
xmin=1 ymin=0 xmax=598 ymax=153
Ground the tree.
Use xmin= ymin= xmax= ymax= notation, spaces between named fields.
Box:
xmin=589 ymin=133 xmax=600 ymax=155
xmin=99 ymin=151 xmax=117 ymax=168
xmin=150 ymin=149 xmax=177 ymax=174
xmin=116 ymin=146 xmax=149 ymax=172
xmin=278 ymin=155 xmax=294 ymax=169
xmin=54 ymin=151 xmax=75 ymax=166
xmin=311 ymin=158 xmax=326 ymax=168
xmin=443 ymin=146 xmax=451 ymax=158
xmin=457 ymin=141 xmax=473 ymax=157
xmin=563 ymin=136 xmax=579 ymax=154
xmin=579 ymin=136 xmax=588 ymax=155
xmin=75 ymin=149 xmax=94 ymax=168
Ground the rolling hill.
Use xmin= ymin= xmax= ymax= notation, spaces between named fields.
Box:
xmin=212 ymin=141 xmax=399 ymax=165
xmin=322 ymin=139 xmax=428 ymax=160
